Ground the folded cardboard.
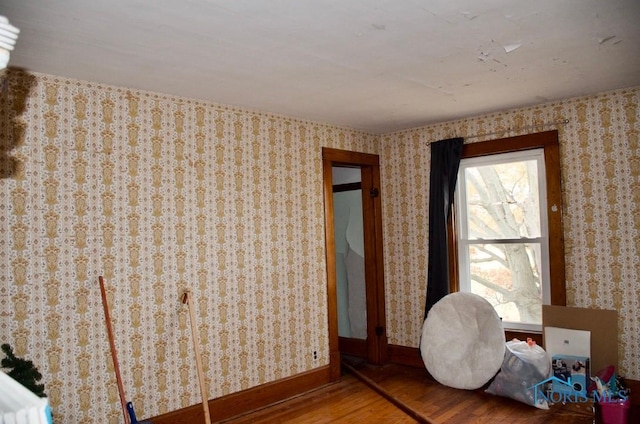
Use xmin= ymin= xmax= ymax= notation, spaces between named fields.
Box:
xmin=542 ymin=305 xmax=617 ymax=375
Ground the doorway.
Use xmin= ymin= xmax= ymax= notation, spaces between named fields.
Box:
xmin=322 ymin=147 xmax=387 ymax=381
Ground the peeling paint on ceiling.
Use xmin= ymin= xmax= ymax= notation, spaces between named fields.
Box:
xmin=3 ymin=0 xmax=640 ymax=133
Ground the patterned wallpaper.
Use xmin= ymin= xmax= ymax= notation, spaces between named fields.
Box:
xmin=0 ymin=71 xmax=376 ymax=423
xmin=380 ymin=86 xmax=640 ymax=382
xmin=0 ymin=70 xmax=638 ymax=423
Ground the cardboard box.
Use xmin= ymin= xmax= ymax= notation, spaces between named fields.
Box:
xmin=542 ymin=305 xmax=618 ymax=375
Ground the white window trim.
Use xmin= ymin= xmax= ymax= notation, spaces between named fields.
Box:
xmin=455 ymin=148 xmax=550 ymax=332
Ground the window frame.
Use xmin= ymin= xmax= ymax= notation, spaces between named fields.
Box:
xmin=447 ymin=130 xmax=566 ymax=335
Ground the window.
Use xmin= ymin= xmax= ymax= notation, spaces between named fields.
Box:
xmin=449 ymin=131 xmax=566 ymax=332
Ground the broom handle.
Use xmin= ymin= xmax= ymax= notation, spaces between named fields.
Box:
xmin=99 ymin=276 xmax=131 ymax=424
xmin=182 ymin=290 xmax=211 ymax=424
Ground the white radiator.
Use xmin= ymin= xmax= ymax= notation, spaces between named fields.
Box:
xmin=0 ymin=372 xmax=52 ymax=424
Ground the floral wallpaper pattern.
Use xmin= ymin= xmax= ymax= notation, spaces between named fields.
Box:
xmin=0 ymin=69 xmax=638 ymax=423
xmin=381 ymin=86 xmax=640 ymax=383
xmin=0 ymin=71 xmax=375 ymax=423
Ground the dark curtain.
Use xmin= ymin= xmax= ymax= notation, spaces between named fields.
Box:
xmin=424 ymin=137 xmax=464 ymax=318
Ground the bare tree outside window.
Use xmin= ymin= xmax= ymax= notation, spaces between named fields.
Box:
xmin=456 ymin=149 xmax=549 ymax=329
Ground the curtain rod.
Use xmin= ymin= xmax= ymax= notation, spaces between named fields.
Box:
xmin=461 ymin=118 xmax=570 ymax=140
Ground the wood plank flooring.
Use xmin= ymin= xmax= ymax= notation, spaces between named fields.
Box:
xmin=222 ymin=359 xmax=637 ymax=423
xmin=221 ymin=372 xmax=415 ymax=424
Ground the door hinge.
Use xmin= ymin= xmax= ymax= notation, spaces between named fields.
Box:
xmin=375 ymin=326 xmax=384 ymax=336
xmin=370 ymin=188 xmax=379 ymax=198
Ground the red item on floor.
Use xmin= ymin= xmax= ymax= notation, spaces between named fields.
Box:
xmin=599 ymin=398 xmax=630 ymax=424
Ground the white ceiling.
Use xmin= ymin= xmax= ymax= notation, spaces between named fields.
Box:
xmin=3 ymin=0 xmax=640 ymax=134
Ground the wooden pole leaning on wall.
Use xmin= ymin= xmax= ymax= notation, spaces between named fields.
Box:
xmin=99 ymin=276 xmax=131 ymax=424
xmin=181 ymin=289 xmax=212 ymax=424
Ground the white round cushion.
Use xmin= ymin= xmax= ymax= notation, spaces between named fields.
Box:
xmin=420 ymin=292 xmax=505 ymax=390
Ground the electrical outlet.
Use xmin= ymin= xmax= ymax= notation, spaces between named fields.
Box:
xmin=313 ymin=350 xmax=317 ymax=360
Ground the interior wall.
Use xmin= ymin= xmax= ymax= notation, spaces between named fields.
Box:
xmin=380 ymin=86 xmax=640 ymax=381
xmin=1 ymin=69 xmax=638 ymax=422
xmin=0 ymin=71 xmax=377 ymax=423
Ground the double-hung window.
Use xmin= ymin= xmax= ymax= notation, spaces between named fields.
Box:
xmin=450 ymin=131 xmax=566 ymax=332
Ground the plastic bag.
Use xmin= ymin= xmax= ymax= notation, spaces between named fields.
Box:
xmin=485 ymin=338 xmax=552 ymax=409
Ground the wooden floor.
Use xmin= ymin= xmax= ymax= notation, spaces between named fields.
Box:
xmin=222 ymin=359 xmax=636 ymax=424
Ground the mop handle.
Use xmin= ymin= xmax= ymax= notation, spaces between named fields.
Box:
xmin=182 ymin=290 xmax=211 ymax=424
xmin=99 ymin=276 xmax=131 ymax=424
